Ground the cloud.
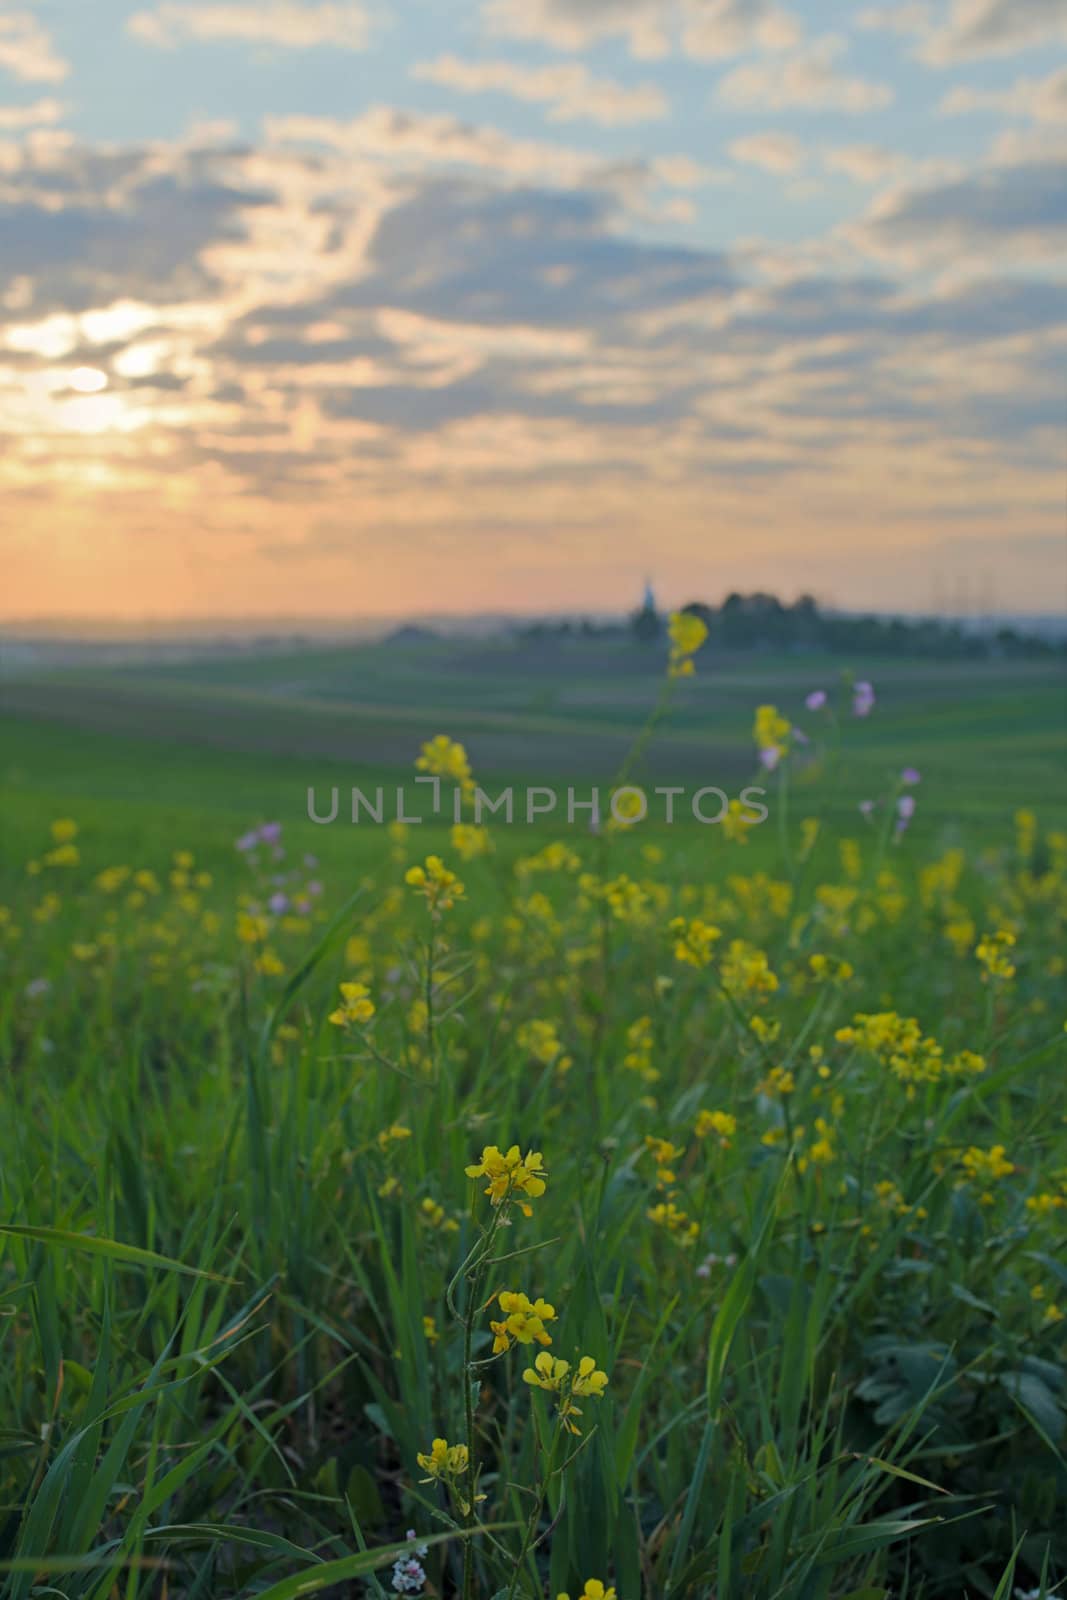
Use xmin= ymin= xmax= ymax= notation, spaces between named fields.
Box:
xmin=922 ymin=0 xmax=1067 ymax=62
xmin=856 ymin=4 xmax=930 ymax=38
xmin=411 ymin=55 xmax=668 ymax=126
xmin=680 ymin=0 xmax=800 ymax=60
xmin=264 ymin=106 xmax=720 ymax=199
xmin=0 ymin=144 xmax=274 ymax=313
xmin=482 ymin=0 xmax=800 ymax=61
xmin=718 ymin=36 xmax=894 ymax=112
xmin=855 ymin=156 xmax=1067 ymax=261
xmin=128 ymin=1 xmax=371 ymax=50
xmin=730 ymin=131 xmax=806 ymax=174
xmin=0 ymin=98 xmax=66 ymax=131
xmin=0 ymin=12 xmax=68 ymax=83
xmin=265 ymin=106 xmax=603 ymax=184
xmin=2 ymin=124 xmax=1065 ymax=619
xmin=858 ymin=0 xmax=1067 ymax=59
xmin=940 ymin=66 xmax=1067 ymax=123
xmin=822 ymin=143 xmax=903 ymax=182
xmin=343 ymin=178 xmax=736 ymax=329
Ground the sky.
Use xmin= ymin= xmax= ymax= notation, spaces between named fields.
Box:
xmin=1 ymin=0 xmax=1065 ymax=623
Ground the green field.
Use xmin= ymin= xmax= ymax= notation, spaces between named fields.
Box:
xmin=1 ymin=636 xmax=1065 ymax=1599
xmin=3 ymin=639 xmax=1064 ymax=835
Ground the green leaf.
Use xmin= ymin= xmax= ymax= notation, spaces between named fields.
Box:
xmin=0 ymin=1224 xmax=233 ymax=1283
xmin=250 ymin=1526 xmax=506 ymax=1600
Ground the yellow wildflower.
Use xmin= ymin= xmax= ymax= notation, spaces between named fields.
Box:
xmin=975 ymin=929 xmax=1016 ymax=982
xmin=648 ymin=1201 xmax=699 ymax=1245
xmin=416 ymin=734 xmax=475 ymax=797
xmin=644 ymin=1135 xmax=685 ymax=1185
xmin=489 ymin=1289 xmax=557 ymax=1353
xmin=667 ymin=609 xmax=707 ymax=677
xmin=808 ymin=953 xmax=854 ymax=986
xmin=377 ymin=1123 xmax=411 ymax=1149
xmin=669 ymin=916 xmax=721 ymax=968
xmin=465 ymin=1144 xmax=547 ymax=1215
xmin=329 ymin=981 xmax=376 ymax=1027
xmin=516 ymin=1019 xmax=569 ymax=1071
xmin=416 ymin=1436 xmax=469 ymax=1480
xmin=753 ymin=704 xmax=791 ymax=763
xmin=451 ymin=822 xmax=491 ymax=860
xmin=523 ymin=1352 xmax=609 ymax=1433
xmin=960 ymin=1145 xmax=1014 ymax=1184
xmin=695 ymin=1109 xmax=736 ymax=1146
xmin=719 ymin=799 xmax=752 ymax=843
xmin=406 ymin=855 xmax=465 ymax=914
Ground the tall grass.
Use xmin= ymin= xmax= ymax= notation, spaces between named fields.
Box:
xmin=1 ymin=673 xmax=1064 ymax=1598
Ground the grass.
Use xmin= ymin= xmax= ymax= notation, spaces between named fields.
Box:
xmin=0 ymin=638 xmax=1065 ymax=1598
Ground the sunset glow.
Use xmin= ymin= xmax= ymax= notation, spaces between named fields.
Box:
xmin=1 ymin=0 xmax=1064 ymax=622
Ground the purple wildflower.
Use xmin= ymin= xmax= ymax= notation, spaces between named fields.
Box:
xmin=391 ymin=1552 xmax=426 ymax=1594
xmin=895 ymin=793 xmax=916 ymax=839
xmin=901 ymin=767 xmax=921 ymax=785
xmin=852 ymin=681 xmax=875 ymax=718
xmin=805 ymin=690 xmax=827 ymax=711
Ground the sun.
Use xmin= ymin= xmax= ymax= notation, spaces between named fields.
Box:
xmin=68 ymin=366 xmax=109 ymax=393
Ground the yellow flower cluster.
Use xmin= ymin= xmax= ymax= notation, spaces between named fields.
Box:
xmin=647 ymin=1200 xmax=699 ymax=1245
xmin=416 ymin=733 xmax=475 ymax=797
xmin=489 ymin=1290 xmax=557 ymax=1353
xmin=523 ymin=1352 xmax=609 ymax=1434
xmin=405 ymin=854 xmax=465 ymax=914
xmin=836 ymin=1011 xmax=950 ymax=1094
xmin=644 ymin=1135 xmax=685 ymax=1186
xmin=416 ymin=1436 xmax=477 ymax=1515
xmin=975 ymin=928 xmax=1016 ymax=982
xmin=720 ymin=939 xmax=779 ymax=996
xmin=451 ymin=822 xmax=491 ymax=860
xmin=418 ymin=1196 xmax=459 ymax=1233
xmin=465 ymin=1144 xmax=547 ymax=1216
xmin=808 ymin=953 xmax=854 ymax=986
xmin=753 ymin=703 xmax=791 ymax=758
xmin=669 ymin=915 xmax=721 ymax=967
xmin=516 ymin=1018 xmax=571 ymax=1072
xmin=959 ymin=1144 xmax=1014 ymax=1184
xmin=515 ymin=840 xmax=581 ymax=877
xmin=667 ymin=609 xmax=708 ymax=678
xmin=695 ymin=1108 xmax=736 ymax=1146
xmin=328 ymin=980 xmax=375 ymax=1027
xmin=622 ymin=1015 xmax=658 ymax=1083
xmin=416 ymin=1436 xmax=468 ymax=1479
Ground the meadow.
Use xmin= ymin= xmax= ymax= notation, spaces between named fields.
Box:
xmin=0 ymin=629 xmax=1065 ymax=1599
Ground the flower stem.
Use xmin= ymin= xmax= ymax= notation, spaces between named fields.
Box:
xmin=460 ymin=1209 xmax=503 ymax=1600
xmin=504 ymin=1415 xmax=564 ymax=1600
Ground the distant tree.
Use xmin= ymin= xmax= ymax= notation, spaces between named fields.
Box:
xmin=630 ymin=603 xmax=663 ymax=643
